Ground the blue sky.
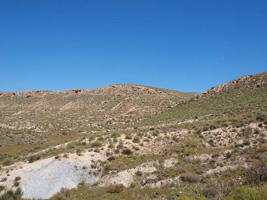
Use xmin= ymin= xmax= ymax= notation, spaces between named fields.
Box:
xmin=0 ymin=0 xmax=266 ymax=93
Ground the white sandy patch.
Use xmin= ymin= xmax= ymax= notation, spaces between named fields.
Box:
xmin=0 ymin=152 xmax=106 ymax=199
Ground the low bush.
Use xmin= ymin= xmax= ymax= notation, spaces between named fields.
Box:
xmin=106 ymin=184 xmax=124 ymax=193
xmin=135 ymin=171 xmax=142 ymax=176
xmin=232 ymin=186 xmax=267 ymax=200
xmin=133 ymin=136 xmax=140 ymax=143
xmin=180 ymin=173 xmax=199 ymax=183
xmin=104 ymin=164 xmax=111 ymax=174
xmin=13 ymin=181 xmax=20 ymax=187
xmin=254 ymin=128 xmax=260 ymax=134
xmin=28 ymin=155 xmax=40 ymax=163
xmin=2 ymin=159 xmax=12 ymax=166
xmin=67 ymin=141 xmax=81 ymax=149
xmin=130 ymin=182 xmax=137 ymax=188
xmin=202 ymin=185 xmax=218 ymax=198
xmin=122 ymin=148 xmax=132 ymax=155
xmin=0 ymin=188 xmax=22 ymax=200
xmin=245 ymin=161 xmax=267 ymax=185
xmin=107 ymin=156 xmax=115 ymax=162
xmin=125 ymin=134 xmax=132 ymax=140
xmin=90 ymin=141 xmax=102 ymax=148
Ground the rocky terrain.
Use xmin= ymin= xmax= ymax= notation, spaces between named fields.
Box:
xmin=0 ymin=84 xmax=195 ymax=131
xmin=0 ymin=72 xmax=266 ymax=200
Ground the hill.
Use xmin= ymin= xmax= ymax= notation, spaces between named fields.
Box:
xmin=0 ymin=74 xmax=266 ymax=200
xmin=0 ymin=84 xmax=196 ymax=130
xmin=146 ymin=71 xmax=267 ymax=123
xmin=0 ymin=84 xmax=196 ymax=151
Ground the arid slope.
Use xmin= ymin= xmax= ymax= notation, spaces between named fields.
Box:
xmin=0 ymin=73 xmax=266 ymax=200
xmin=0 ymin=84 xmax=196 ymax=131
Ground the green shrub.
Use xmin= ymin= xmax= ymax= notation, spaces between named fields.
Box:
xmin=133 ymin=136 xmax=140 ymax=143
xmin=90 ymin=141 xmax=102 ymax=148
xmin=254 ymin=128 xmax=260 ymax=134
xmin=0 ymin=190 xmax=14 ymax=200
xmin=232 ymin=186 xmax=267 ymax=200
xmin=130 ymin=182 xmax=137 ymax=188
xmin=135 ymin=171 xmax=142 ymax=176
xmin=67 ymin=141 xmax=81 ymax=149
xmin=76 ymin=148 xmax=82 ymax=155
xmin=222 ymin=123 xmax=228 ymax=127
xmin=33 ymin=146 xmax=41 ymax=150
xmin=2 ymin=159 xmax=12 ymax=166
xmin=0 ymin=188 xmax=23 ymax=200
xmin=212 ymin=153 xmax=219 ymax=158
xmin=125 ymin=134 xmax=132 ymax=140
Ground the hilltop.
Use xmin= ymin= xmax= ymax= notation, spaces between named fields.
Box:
xmin=0 ymin=84 xmax=196 ymax=130
xmin=146 ymin=72 xmax=267 ymax=123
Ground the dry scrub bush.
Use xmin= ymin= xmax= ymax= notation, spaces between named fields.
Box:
xmin=106 ymin=184 xmax=124 ymax=193
xmin=245 ymin=161 xmax=267 ymax=185
xmin=180 ymin=173 xmax=199 ymax=183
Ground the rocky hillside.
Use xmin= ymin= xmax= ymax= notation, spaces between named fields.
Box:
xmin=147 ymin=71 xmax=267 ymax=123
xmin=0 ymin=84 xmax=196 ymax=152
xmin=196 ymin=72 xmax=267 ymax=100
xmin=0 ymin=84 xmax=196 ymax=131
xmin=0 ymin=73 xmax=266 ymax=200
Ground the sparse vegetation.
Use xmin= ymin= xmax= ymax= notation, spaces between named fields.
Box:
xmin=245 ymin=161 xmax=267 ymax=185
xmin=0 ymin=188 xmax=23 ymax=200
xmin=0 ymin=73 xmax=266 ymax=200
xmin=2 ymin=159 xmax=12 ymax=166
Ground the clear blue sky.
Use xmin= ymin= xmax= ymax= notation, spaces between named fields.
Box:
xmin=0 ymin=0 xmax=266 ymax=93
